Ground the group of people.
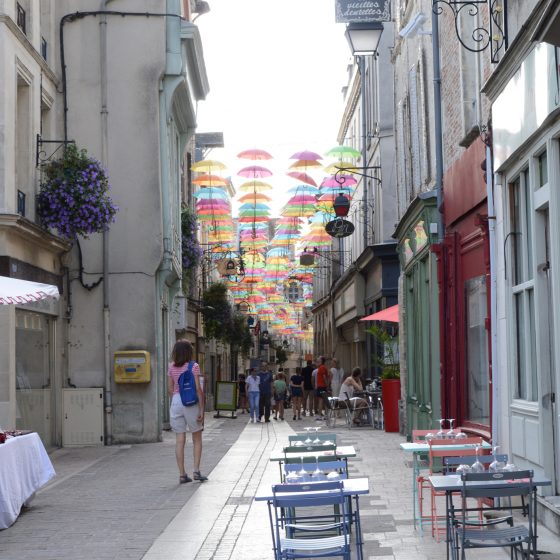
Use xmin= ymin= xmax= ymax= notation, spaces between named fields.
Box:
xmin=166 ymin=341 xmax=374 ymax=486
xmin=238 ymin=357 xmax=371 ymax=426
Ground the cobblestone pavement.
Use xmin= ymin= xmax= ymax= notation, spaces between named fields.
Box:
xmin=1 ymin=411 xmax=558 ymax=559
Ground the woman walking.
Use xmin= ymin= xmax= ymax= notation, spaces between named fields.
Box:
xmin=273 ymin=372 xmax=287 ymax=420
xmin=290 ymin=367 xmax=304 ymax=420
xmin=168 ymin=340 xmax=208 ymax=483
xmin=246 ymin=368 xmax=260 ymax=423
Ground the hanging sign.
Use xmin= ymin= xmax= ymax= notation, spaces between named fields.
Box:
xmin=335 ymin=0 xmax=391 ymax=23
xmin=325 ymin=219 xmax=355 ymax=238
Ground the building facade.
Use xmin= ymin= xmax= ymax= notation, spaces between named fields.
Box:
xmin=0 ymin=0 xmax=209 ymax=446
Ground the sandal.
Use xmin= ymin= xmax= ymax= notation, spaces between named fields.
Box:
xmin=179 ymin=474 xmax=192 ymax=484
xmin=193 ymin=471 xmax=208 ymax=482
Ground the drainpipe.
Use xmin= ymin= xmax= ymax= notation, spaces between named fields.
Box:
xmin=487 ymin=144 xmax=498 ymax=444
xmin=360 ymin=55 xmax=368 ymax=249
xmin=100 ymin=0 xmax=113 ymax=445
xmin=431 ymin=8 xmax=444 ymax=242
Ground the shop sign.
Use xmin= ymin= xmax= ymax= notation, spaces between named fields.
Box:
xmin=325 ymin=218 xmax=355 ymax=238
xmin=335 ymin=0 xmax=391 ymax=23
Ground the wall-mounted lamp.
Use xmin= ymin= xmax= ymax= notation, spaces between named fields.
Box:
xmin=345 ymin=21 xmax=384 ymax=55
xmin=193 ymin=1 xmax=210 ymax=21
xmin=333 ymin=193 xmax=351 ymax=217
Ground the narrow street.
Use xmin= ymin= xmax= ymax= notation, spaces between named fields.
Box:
xmin=1 ymin=415 xmax=558 ymax=559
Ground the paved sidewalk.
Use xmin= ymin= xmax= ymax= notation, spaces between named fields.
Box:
xmin=1 ymin=413 xmax=558 ymax=559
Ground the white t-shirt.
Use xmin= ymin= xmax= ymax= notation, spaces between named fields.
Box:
xmin=330 ymin=367 xmax=344 ymax=393
xmin=246 ymin=375 xmax=260 ymax=393
xmin=339 ymin=378 xmax=355 ymax=400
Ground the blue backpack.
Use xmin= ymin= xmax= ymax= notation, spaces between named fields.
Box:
xmin=177 ymin=361 xmax=198 ymax=407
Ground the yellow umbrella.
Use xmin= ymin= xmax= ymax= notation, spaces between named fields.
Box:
xmin=323 ymin=162 xmax=359 ymax=175
xmin=191 ymin=159 xmax=227 ymax=173
xmin=289 ymin=159 xmax=323 ymax=170
xmin=237 ymin=180 xmax=273 ymax=192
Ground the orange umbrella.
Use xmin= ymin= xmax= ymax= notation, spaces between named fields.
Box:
xmin=238 ymin=192 xmax=272 ymax=203
xmin=192 ymin=174 xmax=228 ymax=187
xmin=289 ymin=159 xmax=323 ymax=170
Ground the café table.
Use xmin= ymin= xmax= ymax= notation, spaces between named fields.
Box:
xmin=0 ymin=432 xmax=56 ymax=529
xmin=429 ymin=473 xmax=551 ymax=560
xmin=269 ymin=444 xmax=357 ymax=481
xmin=400 ymin=440 xmax=492 ymax=529
xmin=255 ymin=476 xmax=369 ymax=560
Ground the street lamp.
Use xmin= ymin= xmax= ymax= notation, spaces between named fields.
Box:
xmin=345 ymin=21 xmax=384 ymax=55
xmin=344 ymin=21 xmax=384 ymax=249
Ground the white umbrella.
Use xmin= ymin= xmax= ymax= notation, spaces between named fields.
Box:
xmin=0 ymin=275 xmax=60 ymax=305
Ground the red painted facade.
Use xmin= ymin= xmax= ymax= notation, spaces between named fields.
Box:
xmin=438 ymin=138 xmax=491 ymax=439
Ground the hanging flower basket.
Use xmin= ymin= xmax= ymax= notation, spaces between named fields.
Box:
xmin=37 ymin=144 xmax=118 ymax=239
xmin=181 ymin=205 xmax=203 ymax=283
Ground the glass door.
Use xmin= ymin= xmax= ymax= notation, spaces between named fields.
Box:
xmin=15 ymin=310 xmax=53 ymax=446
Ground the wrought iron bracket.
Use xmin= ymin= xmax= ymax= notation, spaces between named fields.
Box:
xmin=432 ymin=1 xmax=507 ymax=63
xmin=334 ymin=165 xmax=382 ymax=184
xmin=36 ymin=134 xmax=75 ymax=167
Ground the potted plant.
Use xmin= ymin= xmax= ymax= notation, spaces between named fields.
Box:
xmin=366 ymin=324 xmax=401 ymax=432
xmin=37 ymin=144 xmax=118 ymax=239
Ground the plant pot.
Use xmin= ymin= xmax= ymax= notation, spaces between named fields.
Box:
xmin=381 ymin=378 xmax=401 ymax=432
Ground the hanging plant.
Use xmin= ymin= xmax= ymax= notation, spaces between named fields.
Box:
xmin=181 ymin=205 xmax=203 ymax=284
xmin=37 ymin=144 xmax=118 ymax=239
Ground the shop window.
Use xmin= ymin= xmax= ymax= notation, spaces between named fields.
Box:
xmin=508 ymin=170 xmax=537 ymax=401
xmin=465 ymin=276 xmax=489 ymax=424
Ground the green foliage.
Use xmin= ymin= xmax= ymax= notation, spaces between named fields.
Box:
xmin=201 ymin=284 xmax=253 ymax=355
xmin=366 ymin=324 xmax=400 ymax=380
xmin=230 ymin=313 xmax=253 ymax=359
xmin=201 ymin=283 xmax=232 ymax=342
xmin=181 ymin=205 xmax=202 ymax=287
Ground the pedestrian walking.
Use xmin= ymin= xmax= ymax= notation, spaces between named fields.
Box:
xmin=314 ymin=356 xmax=331 ymax=420
xmin=301 ymin=360 xmax=315 ymax=416
xmin=258 ymin=361 xmax=273 ymax=422
xmin=290 ymin=366 xmax=304 ymax=420
xmin=273 ymin=371 xmax=287 ymax=420
xmin=237 ymin=372 xmax=248 ymax=413
xmin=246 ymin=368 xmax=260 ymax=423
xmin=167 ymin=339 xmax=208 ymax=483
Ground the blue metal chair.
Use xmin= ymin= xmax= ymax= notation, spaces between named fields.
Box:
xmin=449 ymin=470 xmax=536 ymax=560
xmin=267 ymin=481 xmax=352 ymax=560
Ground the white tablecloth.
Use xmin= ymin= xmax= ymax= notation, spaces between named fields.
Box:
xmin=0 ymin=432 xmax=56 ymax=529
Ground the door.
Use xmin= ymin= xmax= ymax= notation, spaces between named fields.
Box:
xmin=15 ymin=310 xmax=54 ymax=447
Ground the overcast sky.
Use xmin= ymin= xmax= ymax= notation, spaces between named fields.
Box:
xmin=195 ymin=0 xmax=352 ymax=210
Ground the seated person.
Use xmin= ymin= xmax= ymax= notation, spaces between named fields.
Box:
xmin=339 ymin=367 xmax=371 ymax=425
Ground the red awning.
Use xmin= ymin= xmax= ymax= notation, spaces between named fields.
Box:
xmin=360 ymin=304 xmax=399 ymax=323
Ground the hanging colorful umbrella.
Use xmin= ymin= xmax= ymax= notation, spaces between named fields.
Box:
xmin=289 ymin=150 xmax=322 ymax=160
xmin=238 ymin=192 xmax=272 ymax=203
xmin=191 ymin=159 xmax=227 ymax=173
xmin=237 ymin=148 xmax=273 ymax=160
xmin=287 ymin=184 xmax=319 ymax=195
xmin=289 ymin=159 xmax=323 ymax=170
xmin=325 ymin=145 xmax=361 ymax=159
xmin=238 ymin=165 xmax=273 ymax=178
xmin=321 ymin=175 xmax=358 ymax=188
xmin=286 ymin=171 xmax=317 ymax=187
xmin=237 ymin=180 xmax=273 ymax=192
xmin=192 ymin=174 xmax=228 ymax=187
xmin=323 ymin=162 xmax=359 ymax=175
xmin=193 ymin=187 xmax=229 ymax=199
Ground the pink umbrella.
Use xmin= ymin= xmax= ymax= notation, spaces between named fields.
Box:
xmin=321 ymin=175 xmax=358 ymax=188
xmin=237 ymin=148 xmax=273 ymax=160
xmin=286 ymin=171 xmax=317 ymax=187
xmin=238 ymin=165 xmax=273 ymax=178
xmin=289 ymin=150 xmax=322 ymax=160
xmin=286 ymin=194 xmax=317 ymax=205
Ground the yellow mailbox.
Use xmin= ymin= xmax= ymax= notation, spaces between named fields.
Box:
xmin=114 ymin=350 xmax=151 ymax=383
